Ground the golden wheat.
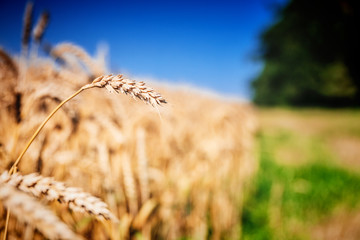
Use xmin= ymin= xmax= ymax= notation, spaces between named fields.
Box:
xmin=136 ymin=128 xmax=150 ymax=205
xmin=0 ymin=5 xmax=256 ymax=238
xmin=22 ymin=2 xmax=33 ymax=52
xmin=0 ymin=48 xmax=18 ymax=113
xmin=88 ymin=74 xmax=167 ymax=106
xmin=0 ymin=48 xmax=18 ymax=77
xmin=9 ymin=73 xmax=167 ymax=174
xmin=0 ymin=171 xmax=117 ymax=221
xmin=121 ymin=154 xmax=138 ymax=216
xmin=33 ymin=11 xmax=50 ymax=43
xmin=0 ymin=183 xmax=83 ymax=240
xmin=50 ymin=42 xmax=103 ymax=77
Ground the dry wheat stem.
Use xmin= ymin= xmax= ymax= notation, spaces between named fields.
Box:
xmin=137 ymin=128 xmax=149 ymax=204
xmin=121 ymin=154 xmax=138 ymax=215
xmin=1 ymin=171 xmax=118 ymax=221
xmin=3 ymin=210 xmax=10 ymax=240
xmin=0 ymin=183 xmax=83 ymax=240
xmin=9 ymin=87 xmax=84 ymax=174
xmin=132 ymin=199 xmax=158 ymax=230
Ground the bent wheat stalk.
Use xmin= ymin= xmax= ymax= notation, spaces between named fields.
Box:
xmin=9 ymin=74 xmax=166 ymax=174
xmin=1 ymin=171 xmax=117 ymax=221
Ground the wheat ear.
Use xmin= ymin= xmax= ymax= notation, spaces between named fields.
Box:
xmin=9 ymin=74 xmax=166 ymax=174
xmin=50 ymin=42 xmax=103 ymax=76
xmin=33 ymin=11 xmax=50 ymax=43
xmin=0 ymin=48 xmax=18 ymax=77
xmin=22 ymin=2 xmax=33 ymax=54
xmin=0 ymin=171 xmax=117 ymax=221
xmin=90 ymin=74 xmax=167 ymax=106
xmin=0 ymin=183 xmax=83 ymax=240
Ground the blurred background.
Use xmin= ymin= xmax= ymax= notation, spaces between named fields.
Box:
xmin=1 ymin=0 xmax=288 ymax=99
xmin=1 ymin=0 xmax=360 ymax=239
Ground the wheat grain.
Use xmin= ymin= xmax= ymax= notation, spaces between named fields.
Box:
xmin=0 ymin=171 xmax=118 ymax=221
xmin=88 ymin=74 xmax=167 ymax=106
xmin=0 ymin=183 xmax=83 ymax=240
xmin=33 ymin=11 xmax=50 ymax=43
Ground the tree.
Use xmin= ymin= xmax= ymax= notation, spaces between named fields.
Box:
xmin=252 ymin=0 xmax=360 ymax=107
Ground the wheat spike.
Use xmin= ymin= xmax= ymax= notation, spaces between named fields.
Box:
xmin=50 ymin=42 xmax=103 ymax=76
xmin=0 ymin=171 xmax=118 ymax=221
xmin=0 ymin=47 xmax=18 ymax=77
xmin=33 ymin=11 xmax=50 ymax=43
xmin=0 ymin=183 xmax=83 ymax=240
xmin=9 ymin=73 xmax=166 ymax=173
xmin=89 ymin=74 xmax=167 ymax=106
xmin=22 ymin=2 xmax=33 ymax=50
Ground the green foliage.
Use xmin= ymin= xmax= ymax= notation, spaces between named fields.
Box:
xmin=252 ymin=0 xmax=360 ymax=107
xmin=241 ymin=130 xmax=360 ymax=240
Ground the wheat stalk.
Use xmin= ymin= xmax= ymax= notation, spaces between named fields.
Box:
xmin=33 ymin=11 xmax=50 ymax=43
xmin=121 ymin=154 xmax=138 ymax=215
xmin=0 ymin=171 xmax=118 ymax=221
xmin=136 ymin=128 xmax=150 ymax=204
xmin=9 ymin=74 xmax=166 ymax=173
xmin=132 ymin=199 xmax=158 ymax=230
xmin=0 ymin=183 xmax=83 ymax=240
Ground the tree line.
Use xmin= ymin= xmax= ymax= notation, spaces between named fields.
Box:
xmin=252 ymin=0 xmax=359 ymax=107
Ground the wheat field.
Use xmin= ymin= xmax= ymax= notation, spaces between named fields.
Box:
xmin=0 ymin=3 xmax=257 ymax=239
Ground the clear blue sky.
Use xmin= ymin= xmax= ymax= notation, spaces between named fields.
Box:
xmin=0 ymin=0 xmax=286 ymax=99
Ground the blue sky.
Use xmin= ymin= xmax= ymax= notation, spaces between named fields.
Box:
xmin=0 ymin=0 xmax=286 ymax=99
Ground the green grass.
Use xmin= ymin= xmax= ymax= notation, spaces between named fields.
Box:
xmin=242 ymin=109 xmax=360 ymax=240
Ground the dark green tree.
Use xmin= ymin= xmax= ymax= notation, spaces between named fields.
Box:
xmin=252 ymin=0 xmax=360 ymax=107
